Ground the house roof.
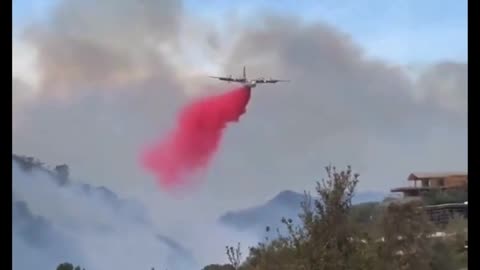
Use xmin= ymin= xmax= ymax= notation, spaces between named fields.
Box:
xmin=407 ymin=172 xmax=467 ymax=181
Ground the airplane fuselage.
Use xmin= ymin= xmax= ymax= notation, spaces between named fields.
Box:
xmin=209 ymin=66 xmax=288 ymax=89
xmin=232 ymin=80 xmax=257 ymax=88
xmin=245 ymin=81 xmax=257 ymax=88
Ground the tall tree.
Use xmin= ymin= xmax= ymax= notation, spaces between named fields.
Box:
xmin=242 ymin=165 xmax=369 ymax=270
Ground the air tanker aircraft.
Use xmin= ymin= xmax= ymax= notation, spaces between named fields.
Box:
xmin=209 ymin=66 xmax=289 ymax=88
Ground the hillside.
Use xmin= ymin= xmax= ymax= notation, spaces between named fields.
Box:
xmin=219 ymin=189 xmax=386 ymax=236
xmin=12 ymin=154 xmax=389 ymax=268
xmin=12 ymin=154 xmax=196 ymax=270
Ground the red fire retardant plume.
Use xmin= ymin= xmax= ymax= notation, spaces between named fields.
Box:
xmin=140 ymin=86 xmax=251 ymax=190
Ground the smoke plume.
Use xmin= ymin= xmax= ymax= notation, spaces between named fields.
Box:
xmin=12 ymin=156 xmax=258 ymax=270
xmin=141 ymin=86 xmax=252 ymax=190
xmin=13 ymin=0 xmax=466 ymax=237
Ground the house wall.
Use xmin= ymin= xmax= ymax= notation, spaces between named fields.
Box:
xmin=428 ymin=179 xmax=443 ymax=187
xmin=445 ymin=176 xmax=468 ymax=187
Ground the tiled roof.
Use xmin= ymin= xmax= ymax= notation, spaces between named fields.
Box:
xmin=407 ymin=172 xmax=467 ymax=180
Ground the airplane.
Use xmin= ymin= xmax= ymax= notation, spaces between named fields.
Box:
xmin=208 ymin=66 xmax=289 ymax=88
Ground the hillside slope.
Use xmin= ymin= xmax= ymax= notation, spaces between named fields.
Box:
xmin=219 ymin=190 xmax=386 ymax=236
xmin=12 ymin=154 xmax=196 ymax=270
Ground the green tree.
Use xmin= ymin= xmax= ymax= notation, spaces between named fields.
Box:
xmin=226 ymin=242 xmax=243 ymax=269
xmin=294 ymin=165 xmax=367 ymax=270
xmin=375 ymin=201 xmax=434 ymax=270
xmin=348 ymin=202 xmax=382 ymax=236
xmin=444 ymin=214 xmax=467 ymax=249
xmin=242 ymin=165 xmax=371 ymax=270
xmin=56 ymin=263 xmax=74 ymax=270
xmin=56 ymin=262 xmax=84 ymax=270
xmin=430 ymin=239 xmax=465 ymax=270
xmin=436 ymin=214 xmax=468 ymax=269
xmin=211 ymin=164 xmax=468 ymax=270
xmin=422 ymin=189 xmax=467 ymax=205
xmin=54 ymin=164 xmax=70 ymax=185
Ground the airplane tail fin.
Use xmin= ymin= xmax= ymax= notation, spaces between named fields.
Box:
xmin=243 ymin=66 xmax=246 ymax=80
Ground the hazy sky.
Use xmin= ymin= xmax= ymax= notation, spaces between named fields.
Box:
xmin=12 ymin=0 xmax=467 ymax=218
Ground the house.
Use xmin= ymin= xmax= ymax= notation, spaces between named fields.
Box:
xmin=390 ymin=172 xmax=468 ymax=226
xmin=391 ymin=172 xmax=467 ymax=197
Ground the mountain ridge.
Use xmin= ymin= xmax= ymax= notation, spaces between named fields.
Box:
xmin=219 ymin=189 xmax=386 ymax=236
xmin=12 ymin=154 xmax=197 ymax=269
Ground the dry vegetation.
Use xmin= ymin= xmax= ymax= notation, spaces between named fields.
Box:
xmin=49 ymin=164 xmax=467 ymax=270
xmin=204 ymin=166 xmax=468 ymax=270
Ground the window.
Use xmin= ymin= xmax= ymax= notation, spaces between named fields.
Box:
xmin=438 ymin=178 xmax=445 ymax=186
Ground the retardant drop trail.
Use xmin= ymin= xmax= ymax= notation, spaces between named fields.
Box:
xmin=140 ymin=86 xmax=251 ymax=191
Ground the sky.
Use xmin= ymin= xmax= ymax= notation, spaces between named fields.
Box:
xmin=12 ymin=0 xmax=467 ymax=219
xmin=14 ymin=0 xmax=467 ymax=64
xmin=183 ymin=0 xmax=467 ymax=64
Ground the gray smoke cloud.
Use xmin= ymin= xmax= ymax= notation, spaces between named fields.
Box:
xmin=204 ymin=15 xmax=467 ymax=204
xmin=13 ymin=1 xmax=467 ymax=267
xmin=23 ymin=0 xmax=182 ymax=95
xmin=12 ymin=158 xmax=257 ymax=269
xmin=13 ymin=0 xmax=467 ymax=209
xmin=416 ymin=62 xmax=468 ymax=114
xmin=13 ymin=0 xmax=467 ymax=201
xmin=13 ymin=160 xmax=188 ymax=269
xmin=13 ymin=198 xmax=85 ymax=270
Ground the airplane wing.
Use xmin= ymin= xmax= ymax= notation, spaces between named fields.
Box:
xmin=254 ymin=78 xmax=290 ymax=83
xmin=208 ymin=76 xmax=246 ymax=82
xmin=208 ymin=76 xmax=235 ymax=82
xmin=265 ymin=79 xmax=289 ymax=83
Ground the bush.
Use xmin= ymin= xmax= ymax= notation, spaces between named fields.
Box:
xmin=216 ymin=165 xmax=468 ymax=270
xmin=422 ymin=189 xmax=467 ymax=205
xmin=56 ymin=262 xmax=84 ymax=270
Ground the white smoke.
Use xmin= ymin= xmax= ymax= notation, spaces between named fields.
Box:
xmin=12 ymin=159 xmax=258 ymax=270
